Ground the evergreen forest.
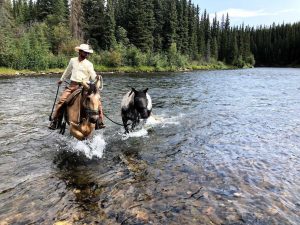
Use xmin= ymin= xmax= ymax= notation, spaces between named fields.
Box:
xmin=0 ymin=0 xmax=299 ymax=71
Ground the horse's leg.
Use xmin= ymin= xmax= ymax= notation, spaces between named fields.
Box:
xmin=122 ymin=117 xmax=129 ymax=133
xmin=131 ymin=115 xmax=140 ymax=132
xmin=131 ymin=120 xmax=136 ymax=132
xmin=70 ymin=125 xmax=85 ymax=141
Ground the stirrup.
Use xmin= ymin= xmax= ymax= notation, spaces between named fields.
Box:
xmin=95 ymin=122 xmax=106 ymax=130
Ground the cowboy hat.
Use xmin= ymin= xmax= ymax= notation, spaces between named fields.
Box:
xmin=75 ymin=44 xmax=94 ymax=54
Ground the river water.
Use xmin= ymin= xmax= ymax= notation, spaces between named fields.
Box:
xmin=0 ymin=68 xmax=300 ymax=224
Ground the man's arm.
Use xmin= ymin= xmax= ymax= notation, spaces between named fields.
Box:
xmin=88 ymin=63 xmax=97 ymax=81
xmin=60 ymin=59 xmax=73 ymax=82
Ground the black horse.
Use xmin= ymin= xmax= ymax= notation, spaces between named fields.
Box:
xmin=121 ymin=88 xmax=152 ymax=133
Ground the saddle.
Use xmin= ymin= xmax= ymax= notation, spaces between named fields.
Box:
xmin=65 ymin=87 xmax=83 ymax=106
xmin=57 ymin=87 xmax=83 ymax=134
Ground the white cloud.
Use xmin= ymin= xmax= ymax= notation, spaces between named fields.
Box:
xmin=214 ymin=8 xmax=299 ymax=19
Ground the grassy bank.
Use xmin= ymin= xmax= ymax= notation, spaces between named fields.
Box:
xmin=0 ymin=67 xmax=64 ymax=76
xmin=0 ymin=62 xmax=235 ymax=76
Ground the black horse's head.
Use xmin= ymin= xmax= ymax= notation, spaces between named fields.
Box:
xmin=130 ymin=88 xmax=151 ymax=119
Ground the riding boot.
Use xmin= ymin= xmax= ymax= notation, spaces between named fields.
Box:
xmin=95 ymin=101 xmax=105 ymax=130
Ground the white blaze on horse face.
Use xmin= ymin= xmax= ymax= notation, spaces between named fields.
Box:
xmin=89 ymin=93 xmax=100 ymax=111
xmin=146 ymin=93 xmax=152 ymax=110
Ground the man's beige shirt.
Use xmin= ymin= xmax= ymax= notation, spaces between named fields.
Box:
xmin=60 ymin=57 xmax=97 ymax=82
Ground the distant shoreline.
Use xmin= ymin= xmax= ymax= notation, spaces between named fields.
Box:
xmin=0 ymin=64 xmax=236 ymax=77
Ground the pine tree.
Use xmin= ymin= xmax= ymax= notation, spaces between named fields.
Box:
xmin=102 ymin=0 xmax=116 ymax=50
xmin=203 ymin=10 xmax=211 ymax=61
xmin=82 ymin=0 xmax=105 ymax=49
xmin=153 ymin=0 xmax=163 ymax=52
xmin=210 ymin=13 xmax=219 ymax=59
xmin=162 ymin=0 xmax=177 ymax=50
xmin=36 ymin=0 xmax=54 ymax=21
xmin=187 ymin=0 xmax=197 ymax=58
xmin=180 ymin=0 xmax=189 ymax=54
xmin=127 ymin=0 xmax=154 ymax=52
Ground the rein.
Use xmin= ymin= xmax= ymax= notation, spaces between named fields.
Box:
xmin=49 ymin=85 xmax=60 ymax=121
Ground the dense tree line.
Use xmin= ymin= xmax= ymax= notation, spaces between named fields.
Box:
xmin=251 ymin=23 xmax=300 ymax=66
xmin=0 ymin=0 xmax=299 ymax=70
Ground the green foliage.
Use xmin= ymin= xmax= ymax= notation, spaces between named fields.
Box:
xmin=10 ymin=24 xmax=50 ymax=70
xmin=125 ymin=45 xmax=147 ymax=66
xmin=116 ymin=26 xmax=129 ymax=46
xmin=50 ymin=23 xmax=72 ymax=54
xmin=145 ymin=52 xmax=168 ymax=68
xmin=59 ymin=38 xmax=81 ymax=56
xmin=126 ymin=0 xmax=155 ymax=52
xmin=167 ymin=43 xmax=188 ymax=68
xmin=4 ymin=0 xmax=300 ymax=72
xmin=48 ymin=54 xmax=68 ymax=68
xmin=102 ymin=0 xmax=116 ymax=50
xmin=103 ymin=50 xmax=123 ymax=67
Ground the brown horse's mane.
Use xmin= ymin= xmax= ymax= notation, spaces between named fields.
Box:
xmin=87 ymin=83 xmax=98 ymax=95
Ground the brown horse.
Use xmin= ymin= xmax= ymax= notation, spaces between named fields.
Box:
xmin=62 ymin=78 xmax=101 ymax=140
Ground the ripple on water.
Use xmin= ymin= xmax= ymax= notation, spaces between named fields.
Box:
xmin=1 ymin=69 xmax=300 ymax=224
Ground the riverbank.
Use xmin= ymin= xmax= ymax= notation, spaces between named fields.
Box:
xmin=0 ymin=63 xmax=234 ymax=77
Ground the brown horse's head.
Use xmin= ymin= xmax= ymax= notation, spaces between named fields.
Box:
xmin=82 ymin=78 xmax=101 ymax=124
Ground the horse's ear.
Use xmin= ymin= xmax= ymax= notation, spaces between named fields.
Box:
xmin=129 ymin=88 xmax=136 ymax=96
xmin=143 ymin=88 xmax=148 ymax=93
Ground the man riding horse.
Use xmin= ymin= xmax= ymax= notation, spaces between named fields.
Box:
xmin=49 ymin=44 xmax=105 ymax=130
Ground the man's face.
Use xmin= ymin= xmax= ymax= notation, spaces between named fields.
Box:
xmin=79 ymin=50 xmax=89 ymax=58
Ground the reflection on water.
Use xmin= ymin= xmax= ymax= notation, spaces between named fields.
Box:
xmin=1 ymin=68 xmax=300 ymax=224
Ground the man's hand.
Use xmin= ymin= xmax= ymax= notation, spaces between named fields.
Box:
xmin=57 ymin=80 xmax=63 ymax=85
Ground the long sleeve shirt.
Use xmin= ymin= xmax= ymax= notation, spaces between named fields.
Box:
xmin=60 ymin=57 xmax=97 ymax=83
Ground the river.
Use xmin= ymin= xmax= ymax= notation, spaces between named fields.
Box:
xmin=0 ymin=68 xmax=300 ymax=224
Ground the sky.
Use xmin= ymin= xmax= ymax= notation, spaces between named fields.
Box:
xmin=193 ymin=0 xmax=300 ymax=27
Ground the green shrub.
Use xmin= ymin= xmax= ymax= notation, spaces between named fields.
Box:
xmin=108 ymin=50 xmax=122 ymax=67
xmin=125 ymin=45 xmax=146 ymax=67
xmin=59 ymin=38 xmax=81 ymax=56
xmin=89 ymin=53 xmax=102 ymax=65
xmin=48 ymin=54 xmax=68 ymax=68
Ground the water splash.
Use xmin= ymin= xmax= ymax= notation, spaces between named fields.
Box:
xmin=70 ymin=133 xmax=106 ymax=159
xmin=146 ymin=114 xmax=181 ymax=126
xmin=121 ymin=128 xmax=148 ymax=140
xmin=120 ymin=114 xmax=181 ymax=140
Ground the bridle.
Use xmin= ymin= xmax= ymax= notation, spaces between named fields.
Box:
xmin=81 ymin=89 xmax=99 ymax=123
xmin=84 ymin=108 xmax=99 ymax=118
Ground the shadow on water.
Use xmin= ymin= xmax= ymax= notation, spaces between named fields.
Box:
xmin=52 ymin=150 xmax=105 ymax=223
xmin=51 ymin=141 xmax=151 ymax=224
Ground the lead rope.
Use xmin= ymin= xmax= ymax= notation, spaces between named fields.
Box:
xmin=97 ymin=74 xmax=122 ymax=126
xmin=99 ymin=75 xmax=125 ymax=126
xmin=103 ymin=112 xmax=124 ymax=126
